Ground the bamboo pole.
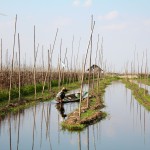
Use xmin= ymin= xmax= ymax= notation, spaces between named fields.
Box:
xmin=144 ymin=50 xmax=148 ymax=95
xmin=62 ymin=48 xmax=67 ymax=84
xmin=79 ymin=20 xmax=95 ymax=117
xmin=12 ymin=14 xmax=17 ymax=73
xmin=33 ymin=26 xmax=36 ymax=100
xmin=42 ymin=45 xmax=44 ymax=85
xmin=137 ymin=52 xmax=139 ymax=80
xmin=59 ymin=39 xmax=62 ymax=89
xmin=146 ymin=50 xmax=149 ymax=91
xmin=49 ymin=45 xmax=53 ymax=92
xmin=6 ymin=49 xmax=8 ymax=70
xmin=1 ymin=38 xmax=2 ymax=71
xmin=96 ymin=34 xmax=100 ymax=93
xmin=18 ymin=33 xmax=21 ymax=101
xmin=140 ymin=52 xmax=144 ymax=88
xmin=69 ymin=36 xmax=74 ymax=85
xmin=0 ymin=39 xmax=2 ymax=89
xmin=8 ymin=14 xmax=17 ymax=103
xmin=49 ymin=28 xmax=59 ymax=91
xmin=48 ymin=49 xmax=50 ymax=91
xmin=76 ymin=37 xmax=81 ymax=69
xmin=87 ymin=15 xmax=93 ymax=108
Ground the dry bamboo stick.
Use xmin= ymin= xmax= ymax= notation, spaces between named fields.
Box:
xmin=79 ymin=20 xmax=95 ymax=117
xmin=49 ymin=45 xmax=52 ymax=92
xmin=33 ymin=25 xmax=36 ymax=100
xmin=96 ymin=34 xmax=100 ymax=93
xmin=62 ymin=48 xmax=67 ymax=84
xmin=8 ymin=14 xmax=17 ymax=103
xmin=1 ymin=38 xmax=2 ymax=71
xmin=87 ymin=15 xmax=93 ymax=108
xmin=140 ymin=52 xmax=144 ymax=88
xmin=48 ymin=49 xmax=50 ymax=91
xmin=58 ymin=39 xmax=62 ymax=89
xmin=18 ymin=33 xmax=21 ymax=101
xmin=42 ymin=45 xmax=44 ymax=85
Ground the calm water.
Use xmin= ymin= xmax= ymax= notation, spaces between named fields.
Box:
xmin=0 ymin=81 xmax=150 ymax=150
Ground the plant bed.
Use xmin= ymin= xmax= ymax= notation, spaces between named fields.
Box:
xmin=122 ymin=79 xmax=150 ymax=110
xmin=61 ymin=98 xmax=106 ymax=131
xmin=61 ymin=76 xmax=117 ymax=131
xmin=0 ymin=81 xmax=81 ymax=118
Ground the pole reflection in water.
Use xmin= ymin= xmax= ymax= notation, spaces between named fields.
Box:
xmin=17 ymin=111 xmax=20 ymax=150
xmin=40 ymin=103 xmax=44 ymax=148
xmin=92 ymin=125 xmax=96 ymax=150
xmin=8 ymin=113 xmax=12 ymax=150
xmin=0 ymin=82 xmax=150 ymax=150
xmin=87 ymin=126 xmax=89 ymax=150
xmin=32 ymin=105 xmax=36 ymax=150
xmin=78 ymin=132 xmax=81 ymax=150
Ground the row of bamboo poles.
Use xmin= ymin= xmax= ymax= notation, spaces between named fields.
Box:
xmin=0 ymin=15 xmax=104 ymax=119
xmin=124 ymin=49 xmax=149 ymax=94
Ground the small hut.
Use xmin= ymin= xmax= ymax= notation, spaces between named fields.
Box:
xmin=87 ymin=64 xmax=103 ymax=73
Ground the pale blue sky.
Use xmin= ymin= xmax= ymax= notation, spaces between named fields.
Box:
xmin=0 ymin=0 xmax=150 ymax=72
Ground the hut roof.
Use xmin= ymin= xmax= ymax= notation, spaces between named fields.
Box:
xmin=87 ymin=64 xmax=103 ymax=72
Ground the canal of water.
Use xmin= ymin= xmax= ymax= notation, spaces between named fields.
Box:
xmin=0 ymin=81 xmax=150 ymax=150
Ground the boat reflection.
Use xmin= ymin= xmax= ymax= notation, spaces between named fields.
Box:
xmin=56 ymin=103 xmax=67 ymax=119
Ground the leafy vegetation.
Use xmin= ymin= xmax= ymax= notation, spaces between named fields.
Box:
xmin=0 ymin=81 xmax=81 ymax=117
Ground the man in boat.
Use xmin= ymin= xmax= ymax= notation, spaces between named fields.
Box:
xmin=56 ymin=87 xmax=68 ymax=103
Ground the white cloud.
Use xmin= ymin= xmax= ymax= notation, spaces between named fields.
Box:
xmin=73 ymin=0 xmax=92 ymax=8
xmin=73 ymin=0 xmax=80 ymax=7
xmin=100 ymin=23 xmax=127 ymax=31
xmin=83 ymin=0 xmax=92 ymax=8
xmin=98 ymin=11 xmax=119 ymax=21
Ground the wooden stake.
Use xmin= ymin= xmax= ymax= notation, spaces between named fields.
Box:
xmin=1 ymin=38 xmax=2 ymax=71
xmin=8 ymin=14 xmax=17 ymax=103
xmin=79 ymin=20 xmax=95 ymax=117
xmin=18 ymin=33 xmax=21 ymax=101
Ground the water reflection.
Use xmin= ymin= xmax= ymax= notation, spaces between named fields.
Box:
xmin=56 ymin=103 xmax=67 ymax=119
xmin=0 ymin=81 xmax=150 ymax=150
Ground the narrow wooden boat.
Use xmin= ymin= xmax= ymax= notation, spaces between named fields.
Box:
xmin=56 ymin=92 xmax=88 ymax=104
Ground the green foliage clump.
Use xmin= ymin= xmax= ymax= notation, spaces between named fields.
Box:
xmin=122 ymin=79 xmax=150 ymax=110
xmin=61 ymin=122 xmax=85 ymax=131
xmin=0 ymin=90 xmax=9 ymax=101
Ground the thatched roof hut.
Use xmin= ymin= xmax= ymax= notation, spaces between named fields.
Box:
xmin=86 ymin=64 xmax=103 ymax=73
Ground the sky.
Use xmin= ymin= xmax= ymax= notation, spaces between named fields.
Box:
xmin=0 ymin=0 xmax=150 ymax=72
